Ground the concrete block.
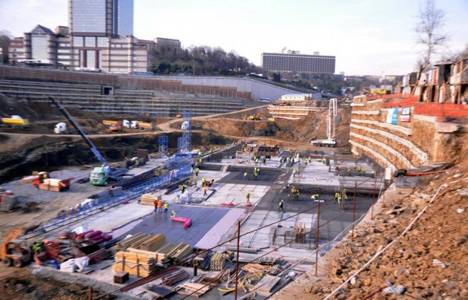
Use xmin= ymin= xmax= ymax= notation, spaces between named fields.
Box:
xmin=436 ymin=122 xmax=460 ymax=133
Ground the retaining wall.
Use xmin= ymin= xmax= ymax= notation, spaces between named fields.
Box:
xmin=350 ymin=95 xmax=467 ymax=171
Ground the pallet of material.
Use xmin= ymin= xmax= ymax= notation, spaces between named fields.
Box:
xmin=156 ymin=244 xmax=177 ymax=263
xmin=126 ymin=247 xmax=167 ymax=264
xmin=113 ymin=250 xmax=157 ymax=277
xmin=161 ymin=269 xmax=190 ymax=286
xmin=169 ymin=243 xmax=192 ymax=262
xmin=242 ymin=263 xmax=270 ymax=274
xmin=115 ymin=233 xmax=150 ymax=251
xmin=140 ymin=193 xmax=158 ymax=206
xmin=138 ymin=234 xmax=166 ymax=252
xmin=177 ymin=282 xmax=211 ymax=298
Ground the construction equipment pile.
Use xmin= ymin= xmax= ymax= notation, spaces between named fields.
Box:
xmin=112 ymin=233 xmax=192 ymax=277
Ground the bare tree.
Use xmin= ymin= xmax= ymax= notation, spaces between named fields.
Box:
xmin=415 ymin=0 xmax=448 ymax=70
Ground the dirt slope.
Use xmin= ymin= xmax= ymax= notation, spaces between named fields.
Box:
xmin=276 ymin=149 xmax=468 ymax=299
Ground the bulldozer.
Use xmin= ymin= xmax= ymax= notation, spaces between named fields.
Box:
xmin=0 ymin=228 xmax=32 ymax=267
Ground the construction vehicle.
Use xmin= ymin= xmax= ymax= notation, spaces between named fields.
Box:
xmin=0 ymin=228 xmax=32 ymax=268
xmin=247 ymin=114 xmax=261 ymax=121
xmin=54 ymin=122 xmax=67 ymax=134
xmin=109 ymin=122 xmax=122 ymax=132
xmin=1 ymin=115 xmax=29 ymax=126
xmin=49 ymin=97 xmax=127 ymax=186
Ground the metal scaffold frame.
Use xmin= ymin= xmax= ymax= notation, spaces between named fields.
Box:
xmin=159 ymin=134 xmax=168 ymax=154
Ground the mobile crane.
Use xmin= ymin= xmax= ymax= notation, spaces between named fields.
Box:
xmin=49 ymin=97 xmax=127 ymax=186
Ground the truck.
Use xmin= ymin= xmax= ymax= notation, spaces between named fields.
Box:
xmin=1 ymin=115 xmax=29 ymax=126
xmin=49 ymin=97 xmax=127 ymax=186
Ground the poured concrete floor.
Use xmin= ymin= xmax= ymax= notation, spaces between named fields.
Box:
xmin=126 ymin=205 xmax=231 ymax=246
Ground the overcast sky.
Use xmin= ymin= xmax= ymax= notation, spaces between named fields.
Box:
xmin=0 ymin=0 xmax=467 ymax=75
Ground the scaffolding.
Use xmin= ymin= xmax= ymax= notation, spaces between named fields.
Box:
xmin=159 ymin=134 xmax=168 ymax=154
xmin=177 ymin=111 xmax=192 ymax=153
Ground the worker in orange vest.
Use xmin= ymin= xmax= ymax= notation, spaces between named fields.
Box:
xmin=153 ymin=199 xmax=159 ymax=213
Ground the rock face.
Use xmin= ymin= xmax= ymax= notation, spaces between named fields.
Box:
xmin=275 ymin=157 xmax=468 ymax=300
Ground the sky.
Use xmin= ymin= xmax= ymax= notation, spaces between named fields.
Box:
xmin=0 ymin=0 xmax=467 ymax=75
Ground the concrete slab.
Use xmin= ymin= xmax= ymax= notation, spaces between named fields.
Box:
xmin=203 ymin=183 xmax=270 ymax=207
xmin=64 ymin=201 xmax=154 ymax=234
xmin=218 ymin=153 xmax=283 ymax=169
xmin=195 ymin=208 xmax=245 ymax=249
xmin=126 ymin=205 xmax=230 ymax=246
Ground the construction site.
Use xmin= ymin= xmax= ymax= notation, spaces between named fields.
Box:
xmin=0 ymin=60 xmax=467 ymax=300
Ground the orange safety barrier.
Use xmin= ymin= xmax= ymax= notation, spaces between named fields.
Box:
xmin=382 ymin=95 xmax=418 ymax=108
xmin=413 ymin=103 xmax=468 ymax=118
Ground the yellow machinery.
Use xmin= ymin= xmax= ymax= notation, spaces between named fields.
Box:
xmin=1 ymin=116 xmax=29 ymax=126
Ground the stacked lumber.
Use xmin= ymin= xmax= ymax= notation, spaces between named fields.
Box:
xmin=161 ymin=269 xmax=190 ymax=286
xmin=210 ymin=253 xmax=227 ymax=271
xmin=177 ymin=282 xmax=211 ymax=297
xmin=140 ymin=193 xmax=158 ymax=206
xmin=112 ymin=250 xmax=157 ymax=277
xmin=170 ymin=243 xmax=192 ymax=262
xmin=242 ymin=263 xmax=270 ymax=274
xmin=115 ymin=233 xmax=150 ymax=251
xmin=138 ymin=234 xmax=166 ymax=251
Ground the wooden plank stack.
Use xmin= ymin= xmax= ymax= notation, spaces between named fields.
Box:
xmin=177 ymin=282 xmax=211 ymax=297
xmin=112 ymin=250 xmax=157 ymax=277
xmin=140 ymin=193 xmax=158 ymax=206
xmin=112 ymin=234 xmax=192 ymax=277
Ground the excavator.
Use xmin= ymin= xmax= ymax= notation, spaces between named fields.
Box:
xmin=0 ymin=227 xmax=32 ymax=267
xmin=49 ymin=97 xmax=127 ymax=186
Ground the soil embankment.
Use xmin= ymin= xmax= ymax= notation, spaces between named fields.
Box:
xmin=276 ymin=143 xmax=468 ymax=299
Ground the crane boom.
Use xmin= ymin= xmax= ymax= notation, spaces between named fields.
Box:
xmin=49 ymin=97 xmax=108 ymax=165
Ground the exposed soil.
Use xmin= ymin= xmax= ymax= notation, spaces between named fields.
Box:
xmin=276 ymin=149 xmax=468 ymax=299
xmin=191 ymin=106 xmax=351 ymax=147
xmin=0 ymin=268 xmax=115 ymax=300
xmin=0 ymin=131 xmax=231 ymax=183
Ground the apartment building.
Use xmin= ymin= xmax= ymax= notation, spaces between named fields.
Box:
xmin=8 ymin=0 xmax=151 ymax=73
xmin=262 ymin=52 xmax=336 ymax=74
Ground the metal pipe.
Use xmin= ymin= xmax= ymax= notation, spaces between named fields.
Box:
xmin=235 ymin=221 xmax=241 ymax=300
xmin=315 ymin=200 xmax=321 ymax=276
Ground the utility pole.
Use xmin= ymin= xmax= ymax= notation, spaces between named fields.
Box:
xmin=351 ymin=181 xmax=357 ymax=241
xmin=371 ymin=176 xmax=377 ymax=220
xmin=314 ymin=199 xmax=324 ymax=276
xmin=234 ymin=221 xmax=241 ymax=300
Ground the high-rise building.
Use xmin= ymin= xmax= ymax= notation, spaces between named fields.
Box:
xmin=8 ymin=0 xmax=150 ymax=73
xmin=262 ymin=52 xmax=336 ymax=74
xmin=69 ymin=0 xmax=133 ymax=37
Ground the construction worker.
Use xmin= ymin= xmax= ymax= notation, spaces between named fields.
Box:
xmin=291 ymin=186 xmax=300 ymax=201
xmin=194 ymin=167 xmax=200 ymax=177
xmin=311 ymin=193 xmax=320 ymax=200
xmin=181 ymin=184 xmax=187 ymax=193
xmin=157 ymin=199 xmax=164 ymax=212
xmin=246 ymin=192 xmax=251 ymax=203
xmin=163 ymin=201 xmax=169 ymax=213
xmin=253 ymin=168 xmax=259 ymax=179
xmin=342 ymin=188 xmax=348 ymax=201
xmin=171 ymin=210 xmax=176 ymax=218
xmin=154 ymin=198 xmax=160 ymax=213
xmin=278 ymin=199 xmax=285 ymax=212
xmin=335 ymin=192 xmax=342 ymax=206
